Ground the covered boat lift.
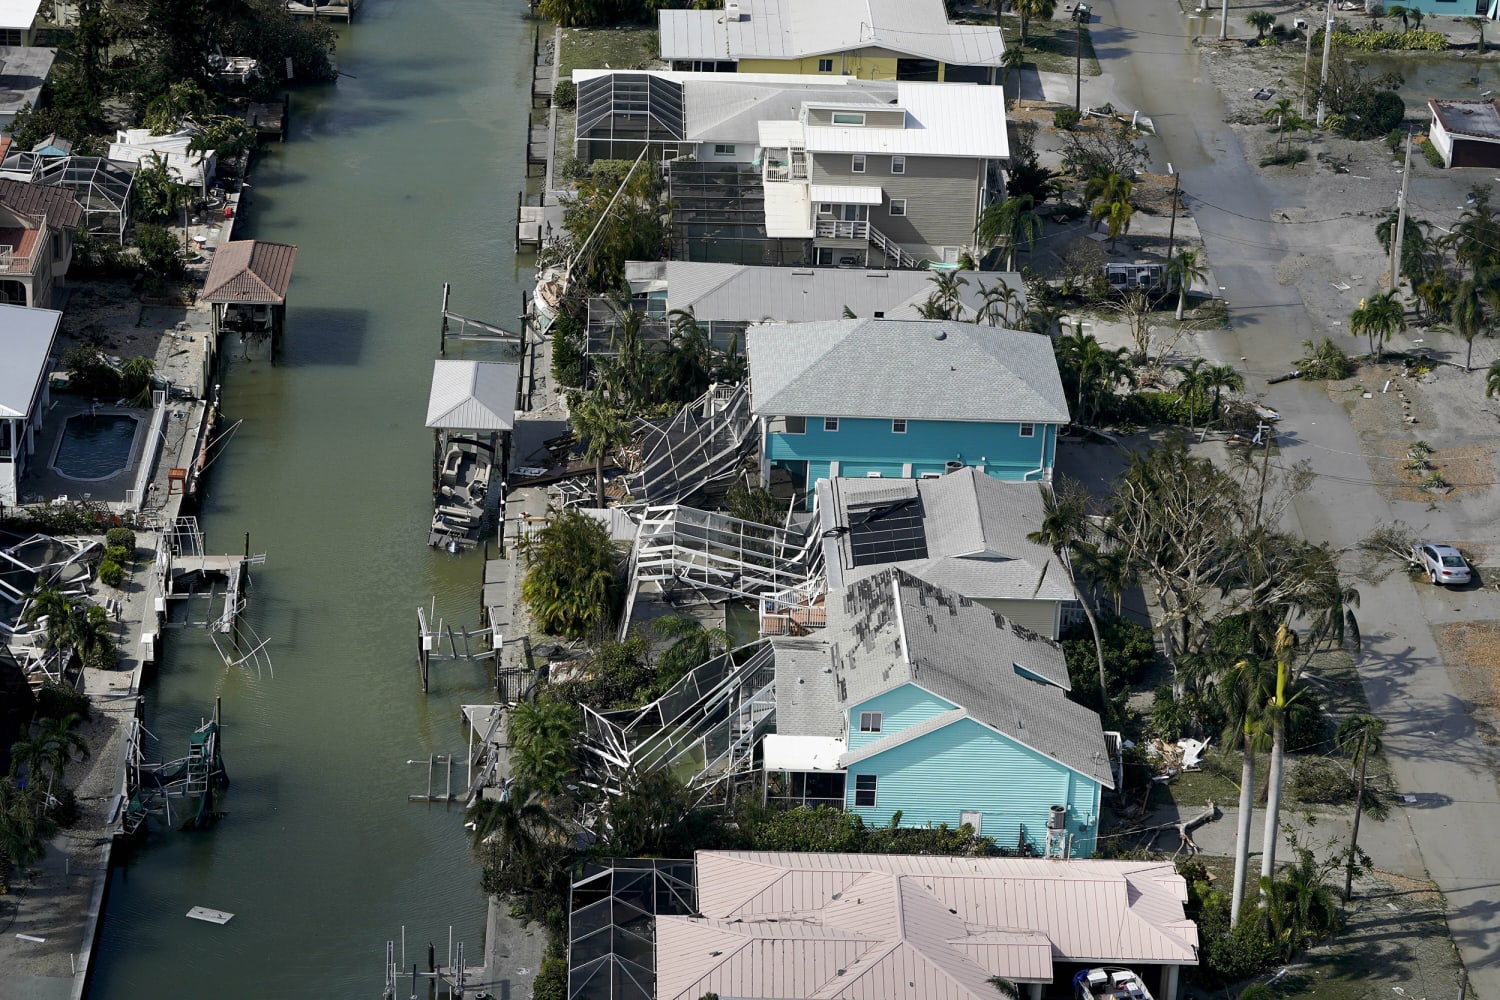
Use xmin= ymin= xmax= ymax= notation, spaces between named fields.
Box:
xmin=203 ymin=240 xmax=298 ymax=363
xmin=424 ymin=360 xmax=520 ymax=549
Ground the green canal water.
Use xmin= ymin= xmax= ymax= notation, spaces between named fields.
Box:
xmin=88 ymin=2 xmax=537 ymax=995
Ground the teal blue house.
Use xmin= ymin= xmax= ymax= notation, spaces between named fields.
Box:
xmin=747 ymin=318 xmax=1069 ymax=507
xmin=767 ymin=569 xmax=1116 ymax=858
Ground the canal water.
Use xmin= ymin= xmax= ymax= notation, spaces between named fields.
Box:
xmin=88 ymin=1 xmax=536 ymax=995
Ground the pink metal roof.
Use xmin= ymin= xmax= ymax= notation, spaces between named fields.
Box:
xmin=201 ymin=240 xmax=298 ymax=304
xmin=656 ymin=852 xmax=1198 ymax=1000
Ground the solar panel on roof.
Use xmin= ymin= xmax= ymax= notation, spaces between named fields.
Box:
xmin=847 ymin=497 xmax=928 ymax=567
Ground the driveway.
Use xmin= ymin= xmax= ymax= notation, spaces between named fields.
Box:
xmin=1071 ymin=0 xmax=1500 ymax=992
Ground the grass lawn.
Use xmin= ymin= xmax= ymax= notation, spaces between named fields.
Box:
xmin=556 ymin=25 xmax=663 ymax=79
xmin=1019 ymin=18 xmax=1101 ymax=77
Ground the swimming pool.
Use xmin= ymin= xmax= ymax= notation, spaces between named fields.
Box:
xmin=54 ymin=414 xmax=141 ymax=481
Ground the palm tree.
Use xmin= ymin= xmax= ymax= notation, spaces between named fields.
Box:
xmin=1463 ymin=16 xmax=1486 ymax=53
xmin=72 ymin=605 xmax=116 ymax=671
xmin=1348 ymin=290 xmax=1406 ymax=360
xmin=1000 ymin=46 xmax=1026 ymax=103
xmin=1386 ymin=4 xmax=1409 ymax=29
xmin=1166 ymin=250 xmax=1208 ymax=321
xmin=1219 ymin=656 xmax=1273 ymax=926
xmin=1487 ymin=359 xmax=1500 ymax=397
xmin=1203 ymin=363 xmax=1246 ymax=423
xmin=1071 ymin=542 xmax=1135 ymax=617
xmin=507 ymin=698 xmax=578 ymax=795
xmin=1055 ymin=329 xmax=1133 ymax=426
xmin=1093 ymin=200 xmax=1133 ymax=251
xmin=1246 ymin=10 xmax=1276 ymax=37
xmin=1085 ymin=173 xmax=1134 ymax=250
xmin=1015 ymin=0 xmax=1058 ymax=47
xmin=1172 ymin=358 xmax=1210 ymax=433
xmin=1409 ymin=7 xmax=1424 ymax=28
xmin=1260 ymin=625 xmax=1299 ymax=891
xmin=1451 ymin=277 xmax=1487 ymax=372
xmin=977 ymin=195 xmax=1043 ymax=271
xmin=1028 ymin=482 xmax=1108 ymax=709
xmin=0 ymin=776 xmax=55 ymax=894
xmin=23 ymin=586 xmax=75 ymax=652
xmin=923 ymin=269 xmax=969 ymax=320
xmin=977 ymin=281 xmax=1024 ymax=327
xmin=1263 ymin=97 xmax=1296 ymax=128
xmin=653 ymin=614 xmax=731 ymax=690
xmin=11 ymin=713 xmax=90 ymax=789
xmin=1336 ymin=714 xmax=1385 ymax=899
xmin=571 ymin=388 xmax=634 ymax=507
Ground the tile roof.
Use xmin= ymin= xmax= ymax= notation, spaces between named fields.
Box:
xmin=424 ymin=360 xmax=520 ymax=431
xmin=201 ymin=240 xmax=298 ymax=304
xmin=774 ymin=569 xmax=1115 ymax=788
xmin=0 ymin=303 xmax=60 ymax=419
xmin=747 ymin=319 xmax=1069 ymax=424
xmin=818 ymin=470 xmax=1075 ymax=601
xmin=658 ymin=0 xmax=1005 ymax=66
xmin=655 ymin=851 xmax=1198 ymax=1000
xmin=0 ymin=178 xmax=83 ymax=230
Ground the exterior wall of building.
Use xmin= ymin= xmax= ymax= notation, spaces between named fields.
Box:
xmin=843 ymin=712 xmax=1103 ymax=854
xmin=738 ymin=48 xmax=912 ymax=80
xmin=809 ymin=153 xmax=983 ymax=258
xmin=845 ymin=684 xmax=958 ymax=752
xmin=974 ymin=597 xmax=1061 ymax=640
xmin=764 ymin=416 xmax=1058 ymax=504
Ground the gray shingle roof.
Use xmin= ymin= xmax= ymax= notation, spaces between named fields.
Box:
xmin=748 ymin=319 xmax=1069 ymax=424
xmin=818 ymin=470 xmax=1075 ymax=601
xmin=774 ymin=568 xmax=1113 ymax=788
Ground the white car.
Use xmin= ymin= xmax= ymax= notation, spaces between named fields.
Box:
xmin=1412 ymin=542 xmax=1472 ymax=586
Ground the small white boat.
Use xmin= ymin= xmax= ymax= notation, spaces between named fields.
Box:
xmin=1074 ymin=967 xmax=1153 ymax=1000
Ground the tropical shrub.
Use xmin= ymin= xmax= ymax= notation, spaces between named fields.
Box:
xmin=1298 ymin=337 xmax=1355 ymax=379
xmin=98 ymin=560 xmax=124 ymax=587
xmin=1420 ymin=138 xmax=1444 ymax=168
xmin=553 ymin=79 xmax=577 ymax=109
xmin=58 ymin=345 xmax=121 ymax=398
xmin=519 ymin=508 xmax=621 ymax=639
xmin=1053 ymin=108 xmax=1081 ymax=130
xmin=1330 ymin=27 xmax=1446 ymax=50
xmin=1288 ymin=756 xmax=1356 ymax=804
xmin=105 ymin=527 xmax=137 ymax=553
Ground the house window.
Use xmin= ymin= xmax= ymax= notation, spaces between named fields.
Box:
xmin=859 ymin=711 xmax=883 ymax=732
xmin=818 ymin=203 xmax=833 ymax=215
xmin=824 ymin=417 xmax=840 ymax=432
xmin=0 ymin=29 xmax=20 ymax=45
xmin=714 ymin=143 xmax=736 ymax=156
xmin=833 ymin=112 xmax=866 ymax=125
xmin=891 ymin=155 xmax=906 ymax=174
xmin=888 ymin=199 xmax=907 ymax=217
xmin=851 ymin=154 xmax=867 ymax=173
xmin=891 ymin=419 xmax=907 ymax=434
xmin=818 ymin=58 xmax=834 ymax=72
xmin=854 ymin=774 xmax=878 ymax=807
xmin=785 ymin=415 xmax=806 ymax=434
xmin=1019 ymin=422 xmax=1036 ymax=438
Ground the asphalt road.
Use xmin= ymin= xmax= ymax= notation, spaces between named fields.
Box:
xmin=1080 ymin=1 xmax=1500 ymax=993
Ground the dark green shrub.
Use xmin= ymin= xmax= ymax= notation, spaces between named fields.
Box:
xmin=35 ymin=681 xmax=91 ymax=723
xmin=532 ymin=954 xmax=569 ymax=1000
xmin=1201 ymin=918 xmax=1280 ymax=983
xmin=1062 ymin=616 xmax=1157 ymax=717
xmin=1259 ymin=147 xmax=1308 ymax=167
xmin=1286 ymin=689 xmax=1327 ymax=751
xmin=98 ymin=560 xmax=124 ymax=587
xmin=133 ymin=225 xmax=185 ymax=281
xmin=550 ymin=311 xmax=587 ymax=389
xmin=1384 ymin=127 xmax=1405 ymax=152
xmin=1338 ymin=90 xmax=1406 ymax=140
xmin=1053 ymin=108 xmax=1081 ymax=129
xmin=105 ymin=527 xmax=136 ymax=553
xmin=553 ymin=79 xmax=577 ymax=109
xmin=105 ymin=545 xmax=130 ymax=565
xmin=59 ymin=345 xmax=121 ymax=398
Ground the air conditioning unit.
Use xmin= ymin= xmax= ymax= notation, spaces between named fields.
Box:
xmin=1047 ymin=804 xmax=1067 ymax=830
xmin=944 ymin=461 xmax=964 ymax=474
xmin=725 ymin=1 xmax=745 ymax=20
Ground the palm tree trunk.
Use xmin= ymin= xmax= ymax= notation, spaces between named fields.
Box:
xmin=1344 ymin=728 xmax=1369 ymax=900
xmin=1467 ymin=338 xmax=1475 ymax=372
xmin=1231 ymin=741 xmax=1255 ymax=925
xmin=595 ymin=457 xmax=604 ymax=508
xmin=1176 ymin=287 xmax=1187 ymax=322
xmin=1259 ymin=720 xmax=1286 ymax=896
xmin=1065 ymin=551 xmax=1109 ymax=708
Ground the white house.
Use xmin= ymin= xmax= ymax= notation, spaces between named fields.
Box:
xmin=0 ymin=302 xmax=60 ymax=505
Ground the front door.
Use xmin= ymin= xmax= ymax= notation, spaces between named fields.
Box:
xmin=960 ymin=811 xmax=983 ymax=834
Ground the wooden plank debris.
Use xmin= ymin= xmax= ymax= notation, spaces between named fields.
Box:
xmin=187 ymin=906 xmax=234 ymax=924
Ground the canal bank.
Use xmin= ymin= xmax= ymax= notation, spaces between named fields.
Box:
xmin=84 ymin=0 xmax=542 ymax=995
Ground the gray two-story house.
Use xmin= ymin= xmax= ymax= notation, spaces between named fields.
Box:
xmin=760 ymin=81 xmax=1008 ymax=267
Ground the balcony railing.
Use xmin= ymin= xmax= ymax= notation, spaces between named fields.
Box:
xmin=814 ymin=220 xmax=867 ymax=240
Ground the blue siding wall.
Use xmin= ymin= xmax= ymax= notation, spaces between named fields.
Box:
xmin=765 ymin=417 xmax=1057 ymax=506
xmin=846 ymin=686 xmax=958 ymax=751
xmin=844 ymin=715 xmax=1102 ymax=855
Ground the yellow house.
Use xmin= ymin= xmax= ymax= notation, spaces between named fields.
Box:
xmin=659 ymin=0 xmax=1005 ymax=85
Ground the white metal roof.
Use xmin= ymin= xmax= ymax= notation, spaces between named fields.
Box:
xmin=0 ymin=303 xmax=59 ymax=418
xmin=803 ymin=83 xmax=1010 ymax=159
xmin=757 ymin=119 xmax=806 ymax=148
xmin=762 ymin=181 xmax=813 ymax=238
xmin=108 ymin=129 xmax=215 ymax=191
xmin=0 ymin=0 xmax=40 ymax=30
xmin=809 ymin=183 xmax=882 ymax=205
xmin=656 ymin=851 xmax=1198 ymax=1000
xmin=658 ymin=0 xmax=1006 ymax=66
xmin=424 ymin=360 xmax=519 ymax=431
xmin=762 ymin=733 xmax=846 ymax=771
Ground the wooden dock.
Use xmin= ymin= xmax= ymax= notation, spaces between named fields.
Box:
xmin=526 ymin=113 xmax=548 ymax=176
xmin=246 ymin=96 xmax=289 ymax=142
xmin=286 ymin=0 xmax=356 ymax=20
xmin=530 ymin=26 xmax=554 ymax=108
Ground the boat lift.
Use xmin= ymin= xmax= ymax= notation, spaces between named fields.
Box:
xmin=122 ymin=700 xmax=230 ymax=834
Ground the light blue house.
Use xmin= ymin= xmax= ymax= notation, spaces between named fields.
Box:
xmin=747 ymin=318 xmax=1069 ymax=507
xmin=767 ymin=568 xmax=1116 ymax=857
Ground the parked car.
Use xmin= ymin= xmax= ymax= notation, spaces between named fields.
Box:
xmin=1073 ymin=2 xmax=1093 ymax=20
xmin=1411 ymin=542 xmax=1471 ymax=586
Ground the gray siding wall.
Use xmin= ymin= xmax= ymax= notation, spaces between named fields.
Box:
xmin=809 ymin=153 xmax=980 ymax=255
xmin=976 ymin=598 xmax=1061 ymax=640
xmin=805 ymin=107 xmax=908 ymax=129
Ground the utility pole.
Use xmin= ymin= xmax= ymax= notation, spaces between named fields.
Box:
xmin=1074 ymin=18 xmax=1083 ymax=113
xmin=1301 ymin=22 xmax=1315 ymax=117
xmin=1316 ymin=0 xmax=1335 ymax=127
xmin=1219 ymin=0 xmax=1228 ymax=40
xmin=1166 ymin=163 xmax=1181 ymax=262
xmin=1391 ymin=132 xmax=1413 ymax=293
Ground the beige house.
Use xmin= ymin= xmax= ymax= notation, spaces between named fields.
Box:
xmin=0 ymin=178 xmax=82 ymax=307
